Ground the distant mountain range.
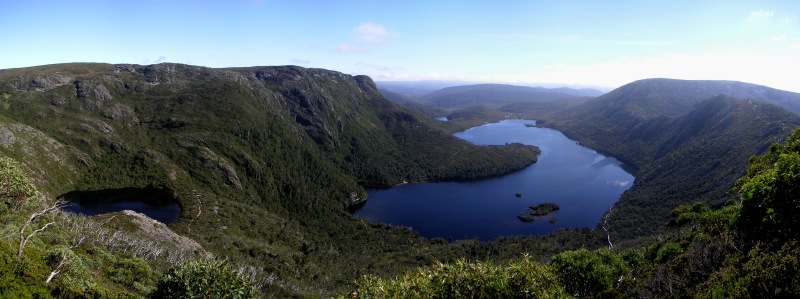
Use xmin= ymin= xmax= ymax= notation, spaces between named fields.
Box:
xmin=571 ymin=78 xmax=800 ymax=117
xmin=377 ymin=82 xmax=605 ymax=107
xmin=419 ymin=84 xmax=603 ymax=108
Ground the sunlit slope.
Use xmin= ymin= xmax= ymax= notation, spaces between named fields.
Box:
xmin=0 ymin=62 xmax=539 ymax=296
xmin=544 ymin=79 xmax=800 ymax=239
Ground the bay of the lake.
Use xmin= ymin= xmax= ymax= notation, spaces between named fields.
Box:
xmin=354 ymin=119 xmax=634 ymax=241
xmin=61 ymin=187 xmax=181 ymax=224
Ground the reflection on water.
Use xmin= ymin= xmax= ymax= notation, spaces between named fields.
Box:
xmin=355 ymin=119 xmax=634 ymax=241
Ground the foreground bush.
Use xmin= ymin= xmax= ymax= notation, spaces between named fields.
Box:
xmin=340 ymin=255 xmax=567 ymax=298
xmin=151 ymin=259 xmax=258 ymax=299
xmin=549 ymin=248 xmax=630 ymax=297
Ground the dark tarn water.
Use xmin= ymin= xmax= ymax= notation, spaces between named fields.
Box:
xmin=355 ymin=119 xmax=634 ymax=241
xmin=60 ymin=187 xmax=181 ymax=224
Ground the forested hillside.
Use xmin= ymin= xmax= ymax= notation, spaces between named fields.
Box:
xmin=0 ymin=63 xmax=540 ymax=297
xmin=522 ymin=79 xmax=800 ymax=240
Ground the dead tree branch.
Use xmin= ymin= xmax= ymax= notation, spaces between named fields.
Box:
xmin=46 ymin=235 xmax=85 ymax=284
xmin=602 ymin=205 xmax=614 ymax=250
xmin=18 ymin=199 xmax=68 ymax=257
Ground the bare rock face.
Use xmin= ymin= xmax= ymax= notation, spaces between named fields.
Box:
xmin=90 ymin=84 xmax=113 ymax=101
xmin=0 ymin=125 xmax=16 ymax=146
xmin=101 ymin=103 xmax=134 ymax=120
xmin=120 ymin=210 xmax=207 ymax=254
xmin=74 ymin=80 xmax=113 ymax=101
xmin=0 ymin=123 xmax=82 ymax=187
xmin=195 ymin=146 xmax=243 ymax=189
xmin=29 ymin=73 xmax=73 ymax=91
xmin=93 ymin=210 xmax=212 ymax=261
xmin=50 ymin=97 xmax=66 ymax=106
xmin=75 ymin=80 xmax=87 ymax=98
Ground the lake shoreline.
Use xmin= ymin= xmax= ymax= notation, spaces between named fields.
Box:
xmin=354 ymin=119 xmax=634 ymax=241
xmin=359 ymin=157 xmax=539 ymax=190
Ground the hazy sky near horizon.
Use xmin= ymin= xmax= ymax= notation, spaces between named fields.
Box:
xmin=2 ymin=0 xmax=800 ymax=91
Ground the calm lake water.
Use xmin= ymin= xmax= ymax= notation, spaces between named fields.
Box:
xmin=354 ymin=119 xmax=634 ymax=241
xmin=61 ymin=187 xmax=181 ymax=224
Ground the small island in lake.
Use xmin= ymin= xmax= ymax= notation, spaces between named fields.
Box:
xmin=517 ymin=213 xmax=535 ymax=222
xmin=517 ymin=202 xmax=561 ymax=223
xmin=529 ymin=202 xmax=560 ymax=216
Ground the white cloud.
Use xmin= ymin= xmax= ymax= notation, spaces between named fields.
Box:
xmin=354 ymin=22 xmax=389 ymax=44
xmin=768 ymin=35 xmax=800 ymax=50
xmin=334 ymin=22 xmax=392 ymax=52
xmin=335 ymin=43 xmax=364 ymax=52
xmin=355 ymin=62 xmax=402 ymax=73
xmin=748 ymin=9 xmax=774 ymax=21
xmin=770 ymin=35 xmax=788 ymax=42
xmin=365 ymin=71 xmax=474 ymax=82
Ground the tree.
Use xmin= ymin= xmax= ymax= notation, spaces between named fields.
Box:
xmin=17 ymin=198 xmax=68 ymax=257
xmin=0 ymin=157 xmax=36 ymax=212
xmin=734 ymin=129 xmax=800 ymax=245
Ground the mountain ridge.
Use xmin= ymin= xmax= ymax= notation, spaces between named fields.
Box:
xmin=0 ymin=62 xmax=542 ymax=296
xmin=529 ymin=82 xmax=800 ymax=239
xmin=418 ymin=83 xmax=601 ymax=108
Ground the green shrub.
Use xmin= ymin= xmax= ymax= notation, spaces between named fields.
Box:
xmin=0 ymin=244 xmax=53 ymax=299
xmin=151 ymin=259 xmax=258 ymax=299
xmin=0 ymin=157 xmax=37 ymax=212
xmin=342 ymin=255 xmax=567 ymax=298
xmin=106 ymin=257 xmax=157 ymax=295
xmin=549 ymin=248 xmax=630 ymax=297
xmin=655 ymin=242 xmax=682 ymax=263
xmin=735 ymin=129 xmax=800 ymax=245
xmin=698 ymin=242 xmax=800 ymax=298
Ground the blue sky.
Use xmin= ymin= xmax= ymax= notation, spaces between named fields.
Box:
xmin=2 ymin=0 xmax=799 ymax=91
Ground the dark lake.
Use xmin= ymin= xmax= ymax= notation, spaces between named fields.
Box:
xmin=60 ymin=187 xmax=181 ymax=224
xmin=354 ymin=119 xmax=634 ymax=241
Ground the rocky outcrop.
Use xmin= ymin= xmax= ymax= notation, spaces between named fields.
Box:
xmin=91 ymin=210 xmax=211 ymax=261
xmin=120 ymin=210 xmax=207 ymax=254
xmin=75 ymin=80 xmax=113 ymax=101
xmin=30 ymin=73 xmax=73 ymax=91
xmin=89 ymin=84 xmax=112 ymax=101
xmin=101 ymin=103 xmax=134 ymax=120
